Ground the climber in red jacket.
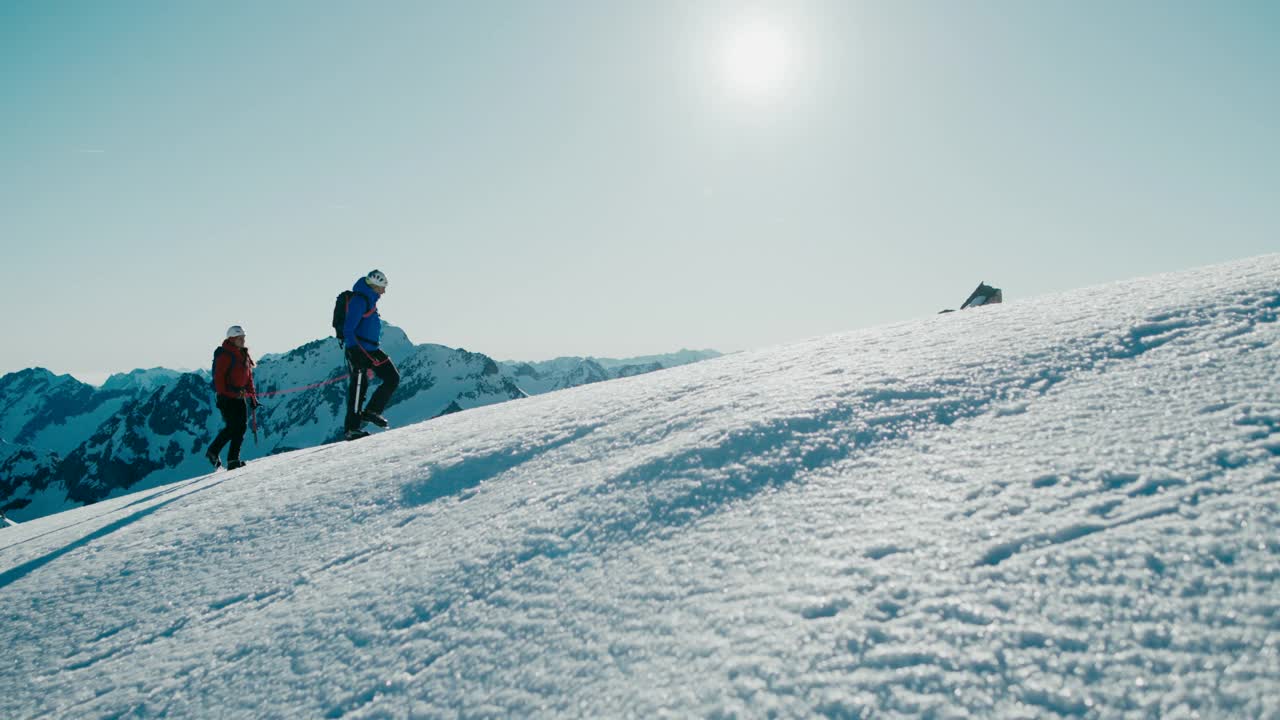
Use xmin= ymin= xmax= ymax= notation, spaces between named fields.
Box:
xmin=206 ymin=325 xmax=257 ymax=470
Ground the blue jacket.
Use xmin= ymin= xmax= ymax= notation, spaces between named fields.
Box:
xmin=343 ymin=278 xmax=382 ymax=351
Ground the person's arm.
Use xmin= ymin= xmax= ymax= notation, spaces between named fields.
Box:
xmin=213 ymin=350 xmax=232 ymax=397
xmin=343 ymin=293 xmax=367 ymax=347
xmin=246 ymin=354 xmax=258 ymax=400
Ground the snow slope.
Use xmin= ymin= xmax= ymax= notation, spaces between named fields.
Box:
xmin=1 ymin=255 xmax=1278 ymax=718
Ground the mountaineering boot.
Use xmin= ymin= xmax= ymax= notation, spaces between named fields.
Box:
xmin=205 ymin=448 xmax=222 ymax=469
xmin=344 ymin=429 xmax=371 ymax=441
xmin=226 ymin=459 xmax=247 ymax=470
xmin=360 ymin=411 xmax=389 ymax=429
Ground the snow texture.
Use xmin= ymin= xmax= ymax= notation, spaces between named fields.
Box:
xmin=1 ymin=255 xmax=1278 ymax=718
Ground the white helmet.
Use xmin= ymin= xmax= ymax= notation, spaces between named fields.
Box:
xmin=226 ymin=325 xmax=246 ymax=339
xmin=366 ymin=269 xmax=388 ymax=289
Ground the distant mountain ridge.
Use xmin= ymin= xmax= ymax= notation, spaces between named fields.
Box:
xmin=499 ymin=350 xmax=721 ymax=395
xmin=100 ymin=367 xmax=186 ymax=394
xmin=0 ymin=331 xmax=719 ymax=522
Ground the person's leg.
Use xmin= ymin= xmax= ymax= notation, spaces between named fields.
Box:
xmin=344 ymin=357 xmax=366 ymax=432
xmin=363 ymin=352 xmax=400 ymax=416
xmin=225 ymin=399 xmax=248 ymax=463
xmin=358 ymin=369 xmax=371 ymax=414
xmin=208 ymin=396 xmax=235 ymax=458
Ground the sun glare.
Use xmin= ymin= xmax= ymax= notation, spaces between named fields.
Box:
xmin=718 ymin=16 xmax=793 ymax=103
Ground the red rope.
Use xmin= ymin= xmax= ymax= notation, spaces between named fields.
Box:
xmin=250 ymin=372 xmax=353 ymax=398
xmin=248 ymin=346 xmax=384 ymax=399
xmin=357 ymin=345 xmax=392 ymax=367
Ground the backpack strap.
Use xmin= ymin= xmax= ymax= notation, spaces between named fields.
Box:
xmin=346 ymin=293 xmax=377 ymax=318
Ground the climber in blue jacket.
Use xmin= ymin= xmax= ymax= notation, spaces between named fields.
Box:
xmin=341 ymin=270 xmax=399 ymax=440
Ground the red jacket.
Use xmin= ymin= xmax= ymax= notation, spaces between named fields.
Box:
xmin=214 ymin=339 xmax=256 ymax=399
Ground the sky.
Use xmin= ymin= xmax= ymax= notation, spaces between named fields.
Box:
xmin=2 ymin=0 xmax=1277 ymax=384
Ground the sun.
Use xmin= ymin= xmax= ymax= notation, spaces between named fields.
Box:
xmin=718 ymin=16 xmax=794 ymax=103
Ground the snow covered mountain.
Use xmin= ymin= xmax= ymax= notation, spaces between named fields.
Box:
xmin=99 ymin=367 xmax=187 ymax=394
xmin=0 ymin=439 xmax=59 ymax=519
xmin=2 ymin=254 xmax=1277 ymax=717
xmin=52 ymin=373 xmax=215 ymax=507
xmin=0 ymin=368 xmax=137 ymax=455
xmin=591 ymin=348 xmax=722 ymax=370
xmin=0 ymin=330 xmax=719 ymax=522
xmin=500 ymin=349 xmax=720 ymax=394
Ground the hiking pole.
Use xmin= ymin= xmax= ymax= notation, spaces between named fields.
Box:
xmin=248 ymin=395 xmax=259 ymax=446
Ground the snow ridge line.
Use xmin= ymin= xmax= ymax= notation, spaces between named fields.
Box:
xmin=976 ymin=504 xmax=1182 ymax=567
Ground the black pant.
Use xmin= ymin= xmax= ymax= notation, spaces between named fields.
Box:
xmin=345 ymin=349 xmax=400 ymax=431
xmin=209 ymin=395 xmax=248 ymax=462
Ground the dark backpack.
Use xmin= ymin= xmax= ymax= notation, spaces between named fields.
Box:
xmin=210 ymin=346 xmax=238 ymax=391
xmin=332 ymin=290 xmax=375 ymax=344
